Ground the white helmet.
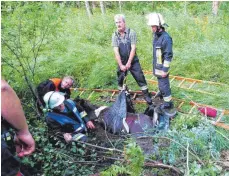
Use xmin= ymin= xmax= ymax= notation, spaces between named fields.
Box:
xmin=43 ymin=91 xmax=65 ymax=109
xmin=146 ymin=13 xmax=167 ymax=27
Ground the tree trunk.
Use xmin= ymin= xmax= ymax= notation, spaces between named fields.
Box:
xmin=100 ymin=1 xmax=105 ymax=15
xmin=184 ymin=1 xmax=187 ymax=15
xmin=92 ymin=1 xmax=96 ymax=9
xmin=212 ymin=1 xmax=220 ymax=16
xmin=119 ymin=1 xmax=122 ymax=13
xmin=152 ymin=1 xmax=155 ymax=9
xmin=85 ymin=1 xmax=92 ymax=18
xmin=76 ymin=1 xmax=81 ymax=8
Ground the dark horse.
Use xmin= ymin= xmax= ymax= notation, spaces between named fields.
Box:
xmin=73 ymin=91 xmax=155 ymax=136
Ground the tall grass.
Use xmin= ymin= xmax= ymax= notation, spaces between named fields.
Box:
xmin=34 ymin=3 xmax=229 ymax=109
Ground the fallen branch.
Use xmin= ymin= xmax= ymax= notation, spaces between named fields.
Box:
xmin=91 ymin=155 xmax=183 ymax=175
xmin=144 ymin=161 xmax=182 ymax=175
xmin=76 ymin=140 xmax=123 ymax=153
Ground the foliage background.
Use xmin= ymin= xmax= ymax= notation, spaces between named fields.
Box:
xmin=1 ymin=1 xmax=229 ymax=175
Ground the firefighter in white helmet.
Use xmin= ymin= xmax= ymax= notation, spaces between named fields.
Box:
xmin=146 ymin=13 xmax=174 ymax=112
xmin=43 ymin=91 xmax=95 ymax=142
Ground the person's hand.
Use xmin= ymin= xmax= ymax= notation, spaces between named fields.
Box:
xmin=14 ymin=130 xmax=35 ymax=157
xmin=161 ymin=71 xmax=168 ymax=78
xmin=120 ymin=65 xmax=127 ymax=72
xmin=125 ymin=62 xmax=131 ymax=70
xmin=86 ymin=121 xmax=95 ymax=129
xmin=63 ymin=133 xmax=73 ymax=143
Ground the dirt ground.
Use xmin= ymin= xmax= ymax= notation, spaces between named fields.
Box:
xmin=218 ymin=150 xmax=229 ymax=171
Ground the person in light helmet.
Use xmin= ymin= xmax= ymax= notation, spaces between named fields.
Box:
xmin=43 ymin=91 xmax=95 ymax=142
xmin=146 ymin=13 xmax=174 ymax=112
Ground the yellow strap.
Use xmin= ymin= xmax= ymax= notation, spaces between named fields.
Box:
xmin=6 ymin=136 xmax=11 ymax=141
xmin=73 ymin=134 xmax=85 ymax=141
xmin=80 ymin=111 xmax=87 ymax=118
xmin=156 ymin=48 xmax=162 ymax=64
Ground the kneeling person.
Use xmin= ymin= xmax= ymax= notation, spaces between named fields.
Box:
xmin=43 ymin=91 xmax=95 ymax=142
xmin=37 ymin=76 xmax=74 ymax=107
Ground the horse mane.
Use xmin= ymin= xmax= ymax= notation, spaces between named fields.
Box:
xmin=73 ymin=97 xmax=99 ymax=120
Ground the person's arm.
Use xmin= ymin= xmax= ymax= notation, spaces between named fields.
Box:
xmin=112 ymin=33 xmax=126 ymax=72
xmin=126 ymin=30 xmax=137 ymax=70
xmin=86 ymin=121 xmax=95 ymax=129
xmin=40 ymin=80 xmax=56 ymax=96
xmin=37 ymin=80 xmax=55 ymax=105
xmin=161 ymin=36 xmax=173 ymax=77
xmin=83 ymin=116 xmax=95 ymax=129
xmin=65 ymin=89 xmax=71 ymax=99
xmin=126 ymin=44 xmax=136 ymax=70
xmin=1 ymin=80 xmax=35 ymax=157
xmin=113 ymin=47 xmax=127 ymax=72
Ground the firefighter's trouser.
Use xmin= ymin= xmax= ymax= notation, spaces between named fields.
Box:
xmin=157 ymin=76 xmax=172 ymax=102
xmin=117 ymin=60 xmax=148 ymax=91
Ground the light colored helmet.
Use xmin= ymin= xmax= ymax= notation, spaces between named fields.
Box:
xmin=43 ymin=91 xmax=65 ymax=109
xmin=146 ymin=13 xmax=168 ymax=27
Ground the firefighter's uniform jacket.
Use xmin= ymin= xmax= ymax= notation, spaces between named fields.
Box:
xmin=45 ymin=99 xmax=89 ymax=133
xmin=153 ymin=31 xmax=173 ymax=102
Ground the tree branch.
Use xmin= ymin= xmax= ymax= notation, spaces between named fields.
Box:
xmin=1 ymin=57 xmax=21 ymax=73
xmin=2 ymin=38 xmax=20 ymax=59
xmin=76 ymin=140 xmax=123 ymax=153
xmin=144 ymin=161 xmax=182 ymax=175
xmin=2 ymin=38 xmax=38 ymax=103
xmin=31 ymin=22 xmax=50 ymax=75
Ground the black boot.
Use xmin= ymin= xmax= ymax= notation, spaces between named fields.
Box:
xmin=154 ymin=91 xmax=163 ymax=100
xmin=144 ymin=104 xmax=155 ymax=117
xmin=142 ymin=89 xmax=152 ymax=105
xmin=160 ymin=101 xmax=177 ymax=117
xmin=160 ymin=101 xmax=174 ymax=109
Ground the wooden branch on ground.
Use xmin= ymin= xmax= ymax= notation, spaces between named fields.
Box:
xmin=144 ymin=161 xmax=182 ymax=175
xmin=76 ymin=140 xmax=123 ymax=153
